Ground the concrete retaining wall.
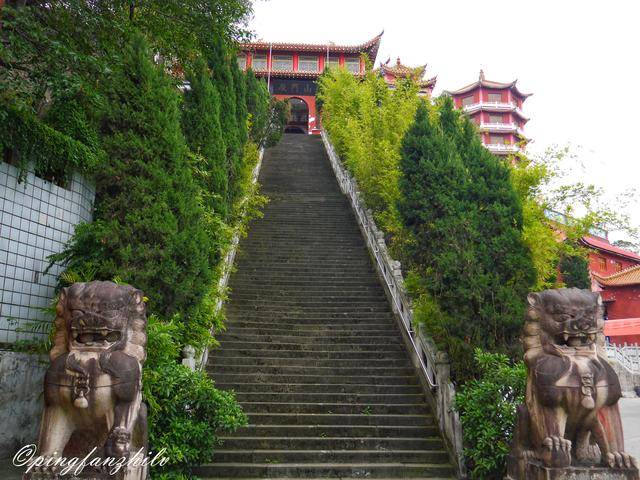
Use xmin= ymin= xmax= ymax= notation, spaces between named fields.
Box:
xmin=0 ymin=350 xmax=47 ymax=458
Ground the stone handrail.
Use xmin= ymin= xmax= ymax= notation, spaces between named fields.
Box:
xmin=606 ymin=341 xmax=640 ymax=373
xmin=321 ymin=131 xmax=466 ymax=478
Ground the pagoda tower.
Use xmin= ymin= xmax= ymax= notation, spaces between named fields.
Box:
xmin=445 ymin=70 xmax=531 ymax=156
xmin=378 ymin=57 xmax=437 ymax=96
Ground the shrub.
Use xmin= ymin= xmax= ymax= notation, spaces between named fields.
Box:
xmin=144 ymin=317 xmax=247 ymax=479
xmin=455 ymin=350 xmax=526 ymax=479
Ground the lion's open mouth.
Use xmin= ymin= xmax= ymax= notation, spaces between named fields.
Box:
xmin=72 ymin=328 xmax=121 ymax=346
xmin=559 ymin=332 xmax=596 ymax=347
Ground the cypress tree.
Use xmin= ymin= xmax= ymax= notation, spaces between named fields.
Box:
xmin=399 ymin=99 xmax=535 ymax=380
xmin=559 ymin=253 xmax=591 ymax=289
xmin=58 ymin=33 xmax=215 ymax=317
xmin=442 ymin=98 xmax=535 ymax=351
xmin=229 ymin=60 xmax=248 ymax=204
xmin=245 ymin=68 xmax=271 ymax=146
xmin=209 ymin=36 xmax=238 ymax=212
xmin=182 ymin=57 xmax=229 ymax=219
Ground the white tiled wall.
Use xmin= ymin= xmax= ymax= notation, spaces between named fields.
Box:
xmin=0 ymin=162 xmax=95 ymax=343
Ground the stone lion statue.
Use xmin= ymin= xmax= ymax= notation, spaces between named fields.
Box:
xmin=507 ymin=288 xmax=638 ymax=479
xmin=31 ymin=281 xmax=148 ymax=479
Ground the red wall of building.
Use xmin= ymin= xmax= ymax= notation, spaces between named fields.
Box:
xmin=589 ymin=251 xmax=638 ymax=277
xmin=603 ymin=284 xmax=640 ymax=320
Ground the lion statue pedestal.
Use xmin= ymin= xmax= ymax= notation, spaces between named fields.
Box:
xmin=24 ymin=281 xmax=148 ymax=480
xmin=506 ymin=288 xmax=638 ymax=480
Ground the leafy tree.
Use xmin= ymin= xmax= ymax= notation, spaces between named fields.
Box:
xmin=317 ymin=66 xmax=419 ymax=233
xmin=510 ymin=146 xmax=638 ymax=290
xmin=52 ymin=33 xmax=216 ymax=319
xmin=182 ymin=57 xmax=229 ymax=219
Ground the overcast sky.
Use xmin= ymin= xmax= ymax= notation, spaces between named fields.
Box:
xmin=249 ymin=0 xmax=639 ymax=240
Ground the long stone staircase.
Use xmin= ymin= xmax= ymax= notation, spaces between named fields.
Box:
xmin=195 ymin=134 xmax=454 ymax=478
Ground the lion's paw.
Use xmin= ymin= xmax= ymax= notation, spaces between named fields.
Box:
xmin=29 ymin=456 xmax=62 ymax=479
xmin=541 ymin=436 xmax=572 ymax=468
xmin=606 ymin=451 xmax=637 ymax=469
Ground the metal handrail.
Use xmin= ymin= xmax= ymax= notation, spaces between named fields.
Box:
xmin=321 ymin=131 xmax=438 ymax=388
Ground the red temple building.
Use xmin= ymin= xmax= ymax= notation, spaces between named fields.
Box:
xmin=238 ymin=33 xmax=383 ymax=134
xmin=583 ymin=235 xmax=640 ymax=331
xmin=378 ymin=57 xmax=436 ymax=96
xmin=446 ymin=70 xmax=531 ymax=156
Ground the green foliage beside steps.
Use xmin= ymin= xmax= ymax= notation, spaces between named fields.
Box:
xmin=455 ymin=350 xmax=526 ymax=479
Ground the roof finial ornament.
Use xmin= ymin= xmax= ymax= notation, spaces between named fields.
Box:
xmin=397 ymin=57 xmax=401 ymax=66
xmin=479 ymin=69 xmax=485 ymax=81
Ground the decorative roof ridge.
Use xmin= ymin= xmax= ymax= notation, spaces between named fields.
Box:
xmin=444 ymin=71 xmax=532 ymax=98
xmin=241 ymin=31 xmax=383 ymax=53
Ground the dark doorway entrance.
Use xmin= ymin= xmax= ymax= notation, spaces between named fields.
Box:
xmin=285 ymin=97 xmax=308 ymax=134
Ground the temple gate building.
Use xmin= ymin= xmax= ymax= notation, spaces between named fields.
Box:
xmin=238 ymin=33 xmax=383 ymax=134
xmin=446 ymin=70 xmax=531 ymax=156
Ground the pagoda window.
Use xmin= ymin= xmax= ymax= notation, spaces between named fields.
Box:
xmin=488 ymin=92 xmax=503 ymax=103
xmin=298 ymin=55 xmax=318 ymax=72
xmin=461 ymin=95 xmax=474 ymax=107
xmin=325 ymin=56 xmax=340 ymax=70
xmin=237 ymin=54 xmax=247 ymax=70
xmin=252 ymin=53 xmax=267 ymax=70
xmin=489 ymin=134 xmax=505 ymax=144
xmin=344 ymin=57 xmax=360 ymax=73
xmin=272 ymin=54 xmax=293 ymax=70
xmin=488 ymin=113 xmax=503 ymax=124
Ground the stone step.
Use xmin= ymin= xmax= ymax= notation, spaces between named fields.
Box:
xmin=216 ymin=436 xmax=445 ymax=451
xmin=232 ymin=424 xmax=437 ymax=438
xmin=213 ymin=341 xmax=407 ymax=353
xmin=211 ymin=356 xmax=411 ymax=368
xmin=217 ymin=333 xmax=403 ymax=346
xmin=212 ymin=449 xmax=449 ymax=464
xmin=215 ymin=383 xmax=421 ymax=395
xmin=226 ymin=305 xmax=392 ymax=314
xmin=224 ymin=312 xmax=395 ymax=320
xmin=208 ymin=365 xmax=412 ymax=377
xmin=212 ymin=373 xmax=419 ymax=386
xmin=229 ymin=280 xmax=385 ymax=288
xmin=209 ymin=348 xmax=410 ymax=361
xmin=235 ymin=412 xmax=432 ymax=426
xmin=233 ymin=392 xmax=425 ymax=405
xmin=193 ymin=461 xmax=453 ymax=478
xmin=227 ymin=300 xmax=390 ymax=309
xmin=233 ymin=402 xmax=427 ymax=415
xmin=223 ymin=321 xmax=394 ymax=331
